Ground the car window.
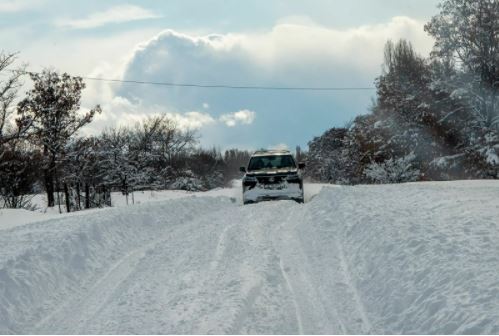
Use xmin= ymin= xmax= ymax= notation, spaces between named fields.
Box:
xmin=248 ymin=155 xmax=296 ymax=171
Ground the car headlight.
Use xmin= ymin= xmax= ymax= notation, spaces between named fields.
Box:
xmin=286 ymin=174 xmax=301 ymax=183
xmin=243 ymin=175 xmax=257 ymax=187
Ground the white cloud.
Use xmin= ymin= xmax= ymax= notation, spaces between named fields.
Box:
xmin=56 ymin=5 xmax=161 ymax=29
xmin=81 ymin=94 xmax=215 ymax=136
xmin=0 ymin=0 xmax=42 ymax=12
xmin=117 ymin=17 xmax=433 ymax=102
xmin=79 ymin=16 xmax=435 ymax=147
xmin=219 ymin=110 xmax=256 ymax=127
xmin=98 ymin=96 xmax=246 ymax=131
xmin=169 ymin=111 xmax=216 ymax=130
xmin=240 ymin=16 xmax=434 ymax=75
xmin=118 ymin=110 xmax=215 ymax=131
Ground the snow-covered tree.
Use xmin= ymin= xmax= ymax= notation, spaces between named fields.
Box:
xmin=128 ymin=115 xmax=197 ymax=189
xmin=0 ymin=51 xmax=26 ymax=147
xmin=187 ymin=148 xmax=225 ymax=190
xmin=0 ymin=52 xmax=40 ymax=208
xmin=62 ymin=136 xmax=108 ymax=211
xmin=0 ymin=141 xmax=41 ymax=208
xmin=17 ymin=70 xmax=101 ymax=207
xmin=222 ymin=149 xmax=251 ymax=186
xmin=425 ymin=0 xmax=499 ymax=178
xmin=99 ymin=127 xmax=139 ymax=197
xmin=364 ymin=152 xmax=421 ymax=184
xmin=306 ymin=127 xmax=348 ymax=183
xmin=305 ymin=34 xmax=497 ymax=183
xmin=425 ymin=0 xmax=498 ymax=128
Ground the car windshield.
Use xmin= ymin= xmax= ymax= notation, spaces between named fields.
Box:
xmin=248 ymin=155 xmax=296 ymax=171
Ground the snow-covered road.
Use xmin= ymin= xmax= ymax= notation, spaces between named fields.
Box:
xmin=1 ymin=181 xmax=499 ymax=334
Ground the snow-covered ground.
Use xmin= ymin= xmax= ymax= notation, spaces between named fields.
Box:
xmin=1 ymin=181 xmax=324 ymax=230
xmin=0 ymin=182 xmax=244 ymax=230
xmin=0 ymin=181 xmax=498 ymax=334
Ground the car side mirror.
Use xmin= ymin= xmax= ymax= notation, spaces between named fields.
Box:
xmin=239 ymin=166 xmax=247 ymax=173
xmin=298 ymin=162 xmax=306 ymax=169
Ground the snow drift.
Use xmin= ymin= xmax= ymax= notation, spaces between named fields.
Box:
xmin=0 ymin=196 xmax=235 ymax=333
xmin=304 ymin=181 xmax=499 ymax=334
xmin=0 ymin=181 xmax=498 ymax=334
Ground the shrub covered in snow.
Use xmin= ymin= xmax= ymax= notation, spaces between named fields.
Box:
xmin=169 ymin=170 xmax=206 ymax=192
xmin=364 ymin=153 xmax=420 ymax=184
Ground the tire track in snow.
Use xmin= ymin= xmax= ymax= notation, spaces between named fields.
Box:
xmin=28 ymin=191 xmax=369 ymax=334
xmin=335 ymin=236 xmax=373 ymax=333
xmin=31 ymin=199 xmax=235 ymax=334
xmin=229 ymin=281 xmax=264 ymax=334
xmin=209 ymin=223 xmax=236 ymax=272
xmin=310 ymin=191 xmax=375 ymax=334
xmin=279 ymin=257 xmax=304 ymax=334
xmin=273 ymin=207 xmax=348 ymax=334
xmin=33 ymin=234 xmax=171 ymax=334
xmin=199 ymin=202 xmax=305 ymax=334
xmin=208 ymin=206 xmax=274 ymax=334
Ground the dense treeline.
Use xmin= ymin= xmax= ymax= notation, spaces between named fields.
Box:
xmin=306 ymin=0 xmax=498 ymax=184
xmin=0 ymin=64 xmax=251 ymax=211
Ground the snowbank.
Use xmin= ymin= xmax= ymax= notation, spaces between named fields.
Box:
xmin=303 ymin=181 xmax=499 ymax=333
xmin=0 ymin=181 xmax=323 ymax=230
xmin=0 ymin=196 xmax=236 ymax=333
xmin=0 ymin=183 xmax=244 ymax=230
xmin=0 ymin=209 xmax=60 ymax=231
xmin=1 ymin=180 xmax=498 ymax=334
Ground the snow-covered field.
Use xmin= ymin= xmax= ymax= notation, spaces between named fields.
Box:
xmin=0 ymin=181 xmax=498 ymax=334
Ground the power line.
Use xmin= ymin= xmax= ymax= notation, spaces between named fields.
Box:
xmin=81 ymin=76 xmax=376 ymax=91
xmin=15 ymin=70 xmax=376 ymax=92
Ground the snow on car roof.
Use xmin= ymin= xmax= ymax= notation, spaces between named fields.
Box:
xmin=252 ymin=149 xmax=292 ymax=156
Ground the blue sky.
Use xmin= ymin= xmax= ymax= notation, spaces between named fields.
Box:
xmin=0 ymin=0 xmax=441 ymax=150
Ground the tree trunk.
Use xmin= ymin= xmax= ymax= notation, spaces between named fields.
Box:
xmin=85 ymin=184 xmax=90 ymax=209
xmin=76 ymin=183 xmax=81 ymax=210
xmin=64 ymin=182 xmax=70 ymax=213
xmin=44 ymin=150 xmax=55 ymax=207
xmin=123 ymin=176 xmax=129 ymax=205
xmin=44 ymin=170 xmax=55 ymax=207
xmin=54 ymin=163 xmax=62 ymax=214
xmin=56 ymin=188 xmax=62 ymax=214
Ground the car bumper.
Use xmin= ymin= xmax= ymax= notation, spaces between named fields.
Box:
xmin=243 ymin=183 xmax=304 ymax=204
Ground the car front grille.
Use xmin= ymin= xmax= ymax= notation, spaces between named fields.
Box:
xmin=256 ymin=175 xmax=287 ymax=184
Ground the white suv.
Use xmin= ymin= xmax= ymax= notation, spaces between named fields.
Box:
xmin=240 ymin=150 xmax=305 ymax=204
